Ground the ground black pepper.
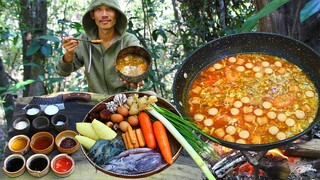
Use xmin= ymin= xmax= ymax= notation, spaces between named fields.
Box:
xmin=60 ymin=137 xmax=77 ymax=149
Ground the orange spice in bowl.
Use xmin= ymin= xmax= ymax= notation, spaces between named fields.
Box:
xmin=8 ymin=135 xmax=30 ymax=155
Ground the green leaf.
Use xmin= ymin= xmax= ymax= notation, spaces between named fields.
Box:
xmin=0 ymin=87 xmax=8 ymax=91
xmin=26 ymin=42 xmax=41 ymax=56
xmin=8 ymin=79 xmax=36 ymax=93
xmin=39 ymin=35 xmax=61 ymax=42
xmin=300 ymin=0 xmax=320 ymax=23
xmin=152 ymin=30 xmax=159 ymax=42
xmin=240 ymin=0 xmax=290 ymax=32
xmin=41 ymin=43 xmax=53 ymax=57
xmin=24 ymin=62 xmax=41 ymax=69
xmin=152 ymin=28 xmax=168 ymax=43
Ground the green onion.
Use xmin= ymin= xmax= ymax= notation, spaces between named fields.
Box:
xmin=148 ymin=105 xmax=217 ymax=180
xmin=151 ymin=105 xmax=220 ymax=156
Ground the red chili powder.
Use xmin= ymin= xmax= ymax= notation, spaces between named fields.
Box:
xmin=53 ymin=157 xmax=73 ymax=172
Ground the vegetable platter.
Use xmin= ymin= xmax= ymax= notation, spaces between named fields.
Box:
xmin=78 ymin=92 xmax=183 ymax=178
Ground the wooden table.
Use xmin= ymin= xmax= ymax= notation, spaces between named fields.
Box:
xmin=1 ymin=93 xmax=203 ymax=179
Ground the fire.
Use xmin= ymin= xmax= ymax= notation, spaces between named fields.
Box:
xmin=235 ymin=162 xmax=266 ymax=176
xmin=266 ymin=148 xmax=288 ymax=159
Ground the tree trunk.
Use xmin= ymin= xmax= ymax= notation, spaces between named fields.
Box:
xmin=0 ymin=57 xmax=14 ymax=123
xmin=255 ymin=0 xmax=320 ymax=54
xmin=19 ymin=0 xmax=48 ymax=97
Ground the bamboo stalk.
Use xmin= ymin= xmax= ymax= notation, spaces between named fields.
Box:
xmin=148 ymin=108 xmax=216 ymax=180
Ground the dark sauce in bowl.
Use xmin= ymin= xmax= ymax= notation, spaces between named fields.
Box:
xmin=6 ymin=158 xmax=24 ymax=172
xmin=60 ymin=138 xmax=77 ymax=149
xmin=29 ymin=158 xmax=48 ymax=171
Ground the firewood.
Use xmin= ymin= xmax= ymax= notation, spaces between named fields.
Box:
xmin=280 ymin=139 xmax=320 ymax=158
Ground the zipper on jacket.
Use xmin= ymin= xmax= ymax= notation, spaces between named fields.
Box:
xmin=100 ymin=51 xmax=110 ymax=95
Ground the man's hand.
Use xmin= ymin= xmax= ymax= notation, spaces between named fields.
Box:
xmin=121 ymin=79 xmax=145 ymax=89
xmin=62 ymin=36 xmax=79 ymax=63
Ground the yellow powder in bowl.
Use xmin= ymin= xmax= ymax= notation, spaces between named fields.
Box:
xmin=11 ymin=138 xmax=27 ymax=151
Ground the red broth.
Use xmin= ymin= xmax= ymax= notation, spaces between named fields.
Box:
xmin=188 ymin=54 xmax=318 ymax=144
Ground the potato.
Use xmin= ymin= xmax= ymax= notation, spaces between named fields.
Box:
xmin=110 ymin=113 xmax=124 ymax=123
xmin=75 ymin=135 xmax=96 ymax=150
xmin=117 ymin=106 xmax=129 ymax=117
xmin=127 ymin=115 xmax=139 ymax=126
xmin=92 ymin=119 xmax=117 ymax=140
xmin=119 ymin=121 xmax=130 ymax=132
xmin=76 ymin=122 xmax=100 ymax=140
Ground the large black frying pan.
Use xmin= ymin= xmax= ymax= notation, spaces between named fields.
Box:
xmin=173 ymin=32 xmax=320 ymax=151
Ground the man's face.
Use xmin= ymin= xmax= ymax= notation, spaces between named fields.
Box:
xmin=90 ymin=5 xmax=117 ymax=31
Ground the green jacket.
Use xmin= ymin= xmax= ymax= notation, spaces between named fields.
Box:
xmin=55 ymin=0 xmax=140 ymax=94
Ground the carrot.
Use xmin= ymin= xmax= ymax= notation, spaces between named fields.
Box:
xmin=153 ymin=121 xmax=173 ymax=165
xmin=135 ymin=128 xmax=146 ymax=147
xmin=121 ymin=133 xmax=129 ymax=150
xmin=138 ymin=112 xmax=157 ymax=149
xmin=127 ymin=124 xmax=137 ymax=144
xmin=125 ymin=131 xmax=134 ymax=149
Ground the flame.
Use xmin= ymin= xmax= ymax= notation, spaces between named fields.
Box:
xmin=266 ymin=148 xmax=288 ymax=159
xmin=235 ymin=162 xmax=266 ymax=176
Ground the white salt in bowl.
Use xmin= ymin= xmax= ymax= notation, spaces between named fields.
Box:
xmin=51 ymin=114 xmax=69 ymax=132
xmin=25 ymin=104 xmax=41 ymax=120
xmin=44 ymin=105 xmax=59 ymax=119
xmin=12 ymin=117 xmax=30 ymax=135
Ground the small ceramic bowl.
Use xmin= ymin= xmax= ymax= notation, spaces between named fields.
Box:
xmin=43 ymin=104 xmax=59 ymax=119
xmin=12 ymin=117 xmax=30 ymax=135
xmin=32 ymin=116 xmax=50 ymax=132
xmin=55 ymin=130 xmax=80 ymax=154
xmin=26 ymin=154 xmax=50 ymax=178
xmin=2 ymin=154 xmax=26 ymax=177
xmin=30 ymin=131 xmax=54 ymax=154
xmin=51 ymin=114 xmax=68 ymax=132
xmin=115 ymin=46 xmax=151 ymax=83
xmin=8 ymin=135 xmax=30 ymax=155
xmin=25 ymin=104 xmax=41 ymax=120
xmin=51 ymin=154 xmax=75 ymax=177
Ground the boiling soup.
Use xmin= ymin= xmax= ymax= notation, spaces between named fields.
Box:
xmin=188 ymin=54 xmax=318 ymax=144
xmin=116 ymin=55 xmax=148 ymax=77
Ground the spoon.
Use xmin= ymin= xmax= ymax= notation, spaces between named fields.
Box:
xmin=73 ymin=38 xmax=103 ymax=44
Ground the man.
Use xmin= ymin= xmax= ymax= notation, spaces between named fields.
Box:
xmin=55 ymin=0 xmax=142 ymax=94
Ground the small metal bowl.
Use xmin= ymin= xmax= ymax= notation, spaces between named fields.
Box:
xmin=2 ymin=154 xmax=26 ymax=178
xmin=12 ymin=117 xmax=30 ymax=135
xmin=51 ymin=154 xmax=75 ymax=178
xmin=8 ymin=135 xmax=30 ymax=155
xmin=55 ymin=130 xmax=80 ymax=154
xmin=30 ymin=131 xmax=54 ymax=154
xmin=26 ymin=154 xmax=50 ymax=178
xmin=115 ymin=46 xmax=151 ymax=83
